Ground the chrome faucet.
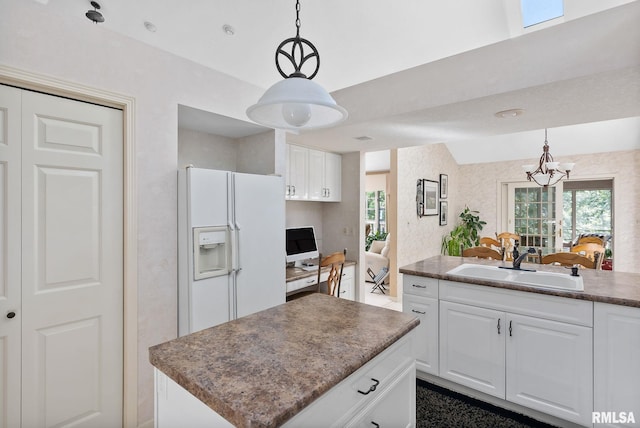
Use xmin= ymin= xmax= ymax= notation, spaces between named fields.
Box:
xmin=512 ymin=245 xmax=536 ymax=270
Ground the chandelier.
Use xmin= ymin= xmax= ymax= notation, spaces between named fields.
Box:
xmin=246 ymin=0 xmax=348 ymax=130
xmin=522 ymin=129 xmax=575 ymax=187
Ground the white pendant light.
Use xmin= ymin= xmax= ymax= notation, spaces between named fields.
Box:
xmin=246 ymin=0 xmax=347 ymax=130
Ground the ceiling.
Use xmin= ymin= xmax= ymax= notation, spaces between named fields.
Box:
xmin=39 ymin=0 xmax=640 ymax=162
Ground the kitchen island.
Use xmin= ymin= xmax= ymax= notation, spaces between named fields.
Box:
xmin=149 ymin=293 xmax=419 ymax=428
xmin=400 ymin=255 xmax=640 ymax=427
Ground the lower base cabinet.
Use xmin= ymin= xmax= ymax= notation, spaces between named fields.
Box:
xmin=405 ymin=275 xmax=598 ymax=427
xmin=594 ymin=302 xmax=640 ymax=428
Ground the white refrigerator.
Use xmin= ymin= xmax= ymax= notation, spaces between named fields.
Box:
xmin=178 ymin=166 xmax=285 ymax=336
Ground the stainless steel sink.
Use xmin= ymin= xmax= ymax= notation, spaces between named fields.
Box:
xmin=446 ymin=264 xmax=584 ymax=291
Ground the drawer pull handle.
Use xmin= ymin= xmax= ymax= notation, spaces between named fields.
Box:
xmin=371 ymin=423 xmax=380 ymax=427
xmin=412 ymin=284 xmax=426 ymax=289
xmin=412 ymin=309 xmax=426 ymax=315
xmin=357 ymin=378 xmax=379 ymax=395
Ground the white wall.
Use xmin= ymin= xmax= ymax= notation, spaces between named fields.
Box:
xmin=178 ymin=128 xmax=238 ymax=171
xmin=0 ymin=1 xmax=268 ymax=425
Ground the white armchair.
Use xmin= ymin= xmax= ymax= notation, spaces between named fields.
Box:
xmin=365 ymin=234 xmax=390 ymax=284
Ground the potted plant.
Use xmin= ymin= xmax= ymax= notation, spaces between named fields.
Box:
xmin=441 ymin=206 xmax=487 ymax=256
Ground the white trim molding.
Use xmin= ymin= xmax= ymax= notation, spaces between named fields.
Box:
xmin=0 ymin=64 xmax=139 ymax=428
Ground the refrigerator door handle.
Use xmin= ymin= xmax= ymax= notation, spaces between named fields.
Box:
xmin=228 ymin=222 xmax=237 ymax=272
xmin=234 ymin=223 xmax=242 ymax=271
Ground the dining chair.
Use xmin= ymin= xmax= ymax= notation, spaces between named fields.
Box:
xmin=576 ymin=236 xmax=605 ymax=246
xmin=570 ymin=243 xmax=605 ymax=269
xmin=462 ymin=246 xmax=503 ymax=260
xmin=540 ymin=252 xmax=599 ymax=269
xmin=317 ymin=248 xmax=347 ymax=297
xmin=480 ymin=237 xmax=503 ymax=258
xmin=496 ymin=232 xmax=520 ymax=261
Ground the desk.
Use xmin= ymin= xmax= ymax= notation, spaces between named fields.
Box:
xmin=286 ymin=261 xmax=356 ymax=300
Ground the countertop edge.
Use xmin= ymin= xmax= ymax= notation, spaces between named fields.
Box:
xmin=399 ymin=256 xmax=640 ymax=308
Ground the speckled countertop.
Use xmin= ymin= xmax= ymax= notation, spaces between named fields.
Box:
xmin=400 ymin=255 xmax=640 ymax=308
xmin=149 ymin=293 xmax=419 ymax=428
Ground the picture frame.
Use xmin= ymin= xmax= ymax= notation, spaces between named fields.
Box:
xmin=416 ymin=179 xmax=424 ymax=218
xmin=439 ymin=200 xmax=448 ymax=226
xmin=422 ymin=179 xmax=439 ymax=216
xmin=439 ymin=173 xmax=448 ymax=199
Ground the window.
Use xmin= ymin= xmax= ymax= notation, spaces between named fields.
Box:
xmin=366 ymin=191 xmax=386 ymax=234
xmin=562 ymin=180 xmax=612 ymax=247
xmin=510 ymin=184 xmax=560 ymax=256
xmin=521 ymin=0 xmax=563 ymax=27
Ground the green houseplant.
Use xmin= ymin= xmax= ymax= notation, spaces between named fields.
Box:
xmin=441 ymin=206 xmax=487 ymax=256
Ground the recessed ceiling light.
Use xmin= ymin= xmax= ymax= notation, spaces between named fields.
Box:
xmin=494 ymin=108 xmax=525 ymax=118
xmin=144 ymin=21 xmax=157 ymax=32
xmin=222 ymin=24 xmax=235 ymax=36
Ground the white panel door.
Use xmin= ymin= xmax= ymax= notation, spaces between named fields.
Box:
xmin=233 ymin=173 xmax=285 ymax=318
xmin=439 ymin=301 xmax=505 ymax=398
xmin=20 ymin=90 xmax=123 ymax=427
xmin=506 ymin=313 xmax=592 ymax=426
xmin=307 ymin=148 xmax=325 ymax=200
xmin=0 ymin=85 xmax=22 ymax=428
xmin=286 ymin=144 xmax=307 ymax=200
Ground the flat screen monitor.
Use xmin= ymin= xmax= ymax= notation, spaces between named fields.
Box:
xmin=285 ymin=226 xmax=319 ymax=264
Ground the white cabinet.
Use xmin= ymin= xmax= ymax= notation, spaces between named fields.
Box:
xmin=439 ymin=301 xmax=505 ymax=397
xmin=403 ymin=275 xmax=438 ymax=374
xmin=286 ymin=144 xmax=341 ymax=202
xmin=506 ymin=313 xmax=592 ymax=423
xmin=286 ymin=144 xmax=308 ymax=200
xmin=438 ymin=281 xmax=593 ymax=426
xmin=338 ymin=265 xmax=355 ymax=301
xmin=594 ymin=302 xmax=640 ymax=428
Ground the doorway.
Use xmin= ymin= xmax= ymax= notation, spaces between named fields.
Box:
xmin=0 ymin=85 xmax=124 ymax=427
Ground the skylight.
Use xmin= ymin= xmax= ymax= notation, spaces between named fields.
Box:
xmin=521 ymin=0 xmax=564 ymax=28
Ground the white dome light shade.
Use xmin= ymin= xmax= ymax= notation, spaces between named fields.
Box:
xmin=246 ymin=77 xmax=348 ymax=130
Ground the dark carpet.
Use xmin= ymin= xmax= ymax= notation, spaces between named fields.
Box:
xmin=416 ymin=379 xmax=558 ymax=428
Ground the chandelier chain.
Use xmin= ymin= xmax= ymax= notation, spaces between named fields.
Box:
xmin=295 ymin=0 xmax=301 ymax=36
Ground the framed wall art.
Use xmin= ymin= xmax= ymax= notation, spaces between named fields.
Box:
xmin=439 ymin=200 xmax=448 ymax=226
xmin=439 ymin=174 xmax=448 ymax=199
xmin=422 ymin=179 xmax=439 ymax=216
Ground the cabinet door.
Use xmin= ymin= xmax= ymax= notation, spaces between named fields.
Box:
xmin=506 ymin=313 xmax=592 ymax=426
xmin=287 ymin=144 xmax=308 ymax=200
xmin=594 ymin=303 xmax=640 ymax=428
xmin=439 ymin=301 xmax=505 ymax=398
xmin=324 ymin=152 xmax=341 ymax=201
xmin=307 ymin=148 xmax=325 ymax=200
xmin=403 ymin=294 xmax=438 ymax=374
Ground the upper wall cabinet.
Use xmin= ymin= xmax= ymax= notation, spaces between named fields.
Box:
xmin=286 ymin=144 xmax=341 ymax=202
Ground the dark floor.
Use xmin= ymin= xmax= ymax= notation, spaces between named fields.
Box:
xmin=416 ymin=379 xmax=558 ymax=428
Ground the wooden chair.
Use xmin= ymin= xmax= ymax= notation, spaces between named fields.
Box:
xmin=317 ymin=248 xmax=347 ymax=297
xmin=480 ymin=237 xmax=503 ymax=259
xmin=570 ymin=243 xmax=605 ymax=269
xmin=577 ymin=236 xmax=605 ymax=246
xmin=497 ymin=232 xmax=520 ymax=261
xmin=462 ymin=246 xmax=503 ymax=260
xmin=540 ymin=252 xmax=599 ymax=269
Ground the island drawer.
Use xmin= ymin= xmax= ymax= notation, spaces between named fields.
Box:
xmin=403 ymin=275 xmax=438 ymax=298
xmin=285 ymin=332 xmax=415 ymax=427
